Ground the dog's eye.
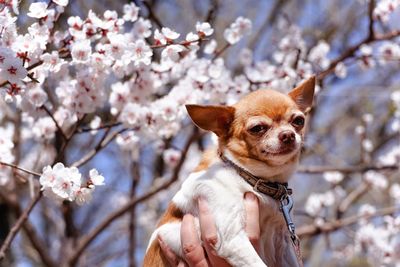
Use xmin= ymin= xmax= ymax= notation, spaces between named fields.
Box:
xmin=292 ymin=116 xmax=305 ymax=127
xmin=249 ymin=125 xmax=268 ymax=134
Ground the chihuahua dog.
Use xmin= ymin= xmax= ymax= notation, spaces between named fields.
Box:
xmin=143 ymin=76 xmax=315 ymax=267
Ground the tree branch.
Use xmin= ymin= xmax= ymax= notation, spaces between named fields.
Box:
xmin=297 ymin=163 xmax=398 ymax=174
xmin=0 ymin=192 xmax=42 ymax=261
xmin=298 ymin=205 xmax=399 ymax=237
xmin=0 ymin=162 xmax=41 ymax=177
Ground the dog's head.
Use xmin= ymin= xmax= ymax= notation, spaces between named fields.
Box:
xmin=186 ymin=76 xmax=315 ymax=181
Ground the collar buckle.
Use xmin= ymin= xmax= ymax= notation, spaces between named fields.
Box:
xmin=253 ymin=179 xmax=262 ymax=192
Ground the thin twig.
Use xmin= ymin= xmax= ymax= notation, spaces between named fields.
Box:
xmin=41 ymin=105 xmax=67 ymax=141
xmin=212 ymin=43 xmax=230 ymax=60
xmin=0 ymin=162 xmax=41 ymax=177
xmin=71 ymin=128 xmax=127 ymax=168
xmin=298 ymin=205 xmax=399 ymax=237
xmin=76 ymin=122 xmax=122 ymax=133
xmin=0 ymin=192 xmax=42 ymax=260
xmin=150 ymin=38 xmax=209 ymax=49
xmin=337 ymin=183 xmax=370 ymax=218
xmin=368 ymin=0 xmax=376 ymax=39
xmin=142 ymin=1 xmax=163 ymax=29
xmin=297 ymin=164 xmax=398 ymax=174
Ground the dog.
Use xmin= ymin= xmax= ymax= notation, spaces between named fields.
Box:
xmin=143 ymin=76 xmax=315 ymax=267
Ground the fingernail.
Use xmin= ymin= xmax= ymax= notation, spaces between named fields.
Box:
xmin=157 ymin=235 xmax=164 ymax=245
xmin=245 ymin=192 xmax=255 ymax=200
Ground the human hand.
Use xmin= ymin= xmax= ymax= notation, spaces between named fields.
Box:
xmin=158 ymin=192 xmax=261 ymax=267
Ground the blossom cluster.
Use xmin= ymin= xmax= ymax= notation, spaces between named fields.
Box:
xmin=39 ymin=163 xmax=104 ymax=205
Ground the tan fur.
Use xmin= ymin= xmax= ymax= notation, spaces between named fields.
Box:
xmin=143 ymin=204 xmax=184 ymax=267
xmin=194 ymin=147 xmax=218 ymax=172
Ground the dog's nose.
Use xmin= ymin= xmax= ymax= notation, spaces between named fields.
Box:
xmin=279 ymin=130 xmax=295 ymax=144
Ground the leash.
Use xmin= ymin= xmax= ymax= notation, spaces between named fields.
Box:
xmin=219 ymin=153 xmax=304 ymax=266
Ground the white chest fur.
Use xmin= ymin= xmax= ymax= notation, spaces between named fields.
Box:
xmin=153 ymin=162 xmax=300 ymax=267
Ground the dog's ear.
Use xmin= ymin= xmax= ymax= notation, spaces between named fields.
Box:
xmin=185 ymin=104 xmax=235 ymax=137
xmin=288 ymin=76 xmax=315 ymax=113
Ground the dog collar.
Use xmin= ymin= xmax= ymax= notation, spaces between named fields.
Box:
xmin=219 ymin=153 xmax=303 ymax=265
xmin=219 ymin=153 xmax=292 ymax=200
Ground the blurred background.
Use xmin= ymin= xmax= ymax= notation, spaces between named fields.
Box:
xmin=1 ymin=0 xmax=400 ymax=266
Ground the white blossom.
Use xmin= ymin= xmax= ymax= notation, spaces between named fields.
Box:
xmin=378 ymin=42 xmax=400 ymax=64
xmin=161 ymin=45 xmax=184 ymax=63
xmin=161 ymin=27 xmax=180 ymax=40
xmin=27 ymin=2 xmax=48 ymax=18
xmin=131 ymin=40 xmax=153 ymax=66
xmin=163 ymin=148 xmax=182 ymax=167
xmin=89 ymin=169 xmax=105 ymax=187
xmin=123 ymin=2 xmax=139 ymax=22
xmin=334 ymin=62 xmax=347 ymax=78
xmin=71 ymin=40 xmax=92 ymax=63
xmin=223 ymin=17 xmax=252 ymax=44
xmin=53 ymin=0 xmax=69 ymax=6
xmin=308 ymin=41 xmax=330 ymax=69
xmin=0 ymin=57 xmax=27 ymax=84
xmin=364 ymin=170 xmax=388 ymax=190
xmin=196 ymin=22 xmax=214 ymax=36
xmin=323 ymin=171 xmax=344 ymax=184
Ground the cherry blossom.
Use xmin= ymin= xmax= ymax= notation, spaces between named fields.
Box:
xmin=323 ymin=171 xmax=344 ymax=184
xmin=39 ymin=163 xmax=104 ymax=203
xmin=71 ymin=39 xmax=92 ymax=63
xmin=0 ymin=56 xmax=27 ymax=84
xmin=52 ymin=0 xmax=69 ymax=7
xmin=89 ymin=169 xmax=105 ymax=187
xmin=27 ymin=2 xmax=48 ymax=19
xmin=123 ymin=2 xmax=139 ymax=22
xmin=131 ymin=39 xmax=153 ymax=66
xmin=196 ymin=22 xmax=214 ymax=37
xmin=224 ymin=16 xmax=252 ymax=44
xmin=163 ymin=148 xmax=182 ymax=167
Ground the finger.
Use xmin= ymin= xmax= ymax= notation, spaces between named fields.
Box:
xmin=198 ymin=197 xmax=231 ymax=267
xmin=177 ymin=260 xmax=189 ymax=267
xmin=244 ymin=192 xmax=261 ymax=253
xmin=158 ymin=235 xmax=180 ymax=266
xmin=181 ymin=214 xmax=208 ymax=267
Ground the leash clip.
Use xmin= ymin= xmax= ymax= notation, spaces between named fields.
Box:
xmin=280 ymin=195 xmax=296 ymax=238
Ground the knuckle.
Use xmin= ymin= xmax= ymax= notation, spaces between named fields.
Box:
xmin=205 ymin=235 xmax=218 ymax=247
xmin=182 ymin=243 xmax=198 ymax=255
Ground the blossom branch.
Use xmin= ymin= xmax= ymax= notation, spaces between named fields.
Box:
xmin=317 ymin=29 xmax=400 ymax=80
xmin=150 ymin=38 xmax=209 ymax=49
